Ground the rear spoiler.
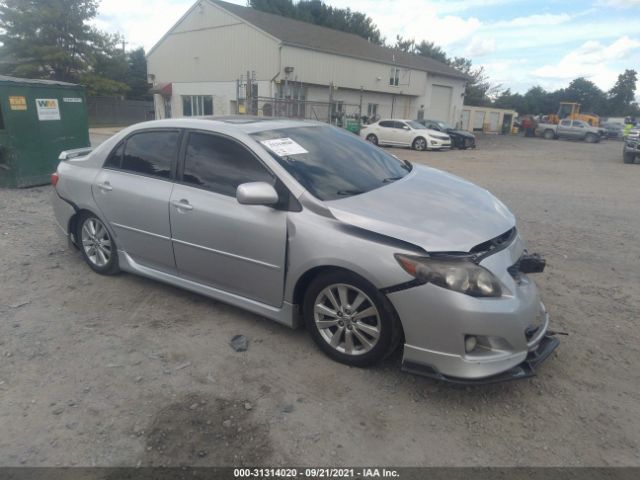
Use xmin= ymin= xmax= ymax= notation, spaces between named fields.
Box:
xmin=58 ymin=147 xmax=93 ymax=161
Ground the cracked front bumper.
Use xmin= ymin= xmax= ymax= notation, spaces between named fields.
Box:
xmin=387 ymin=234 xmax=559 ymax=383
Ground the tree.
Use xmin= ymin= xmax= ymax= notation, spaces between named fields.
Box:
xmin=450 ymin=56 xmax=500 ymax=106
xmin=124 ymin=47 xmax=150 ymax=100
xmin=249 ymin=0 xmax=384 ymax=45
xmin=0 ymin=0 xmax=129 ymax=95
xmin=560 ymin=77 xmax=607 ymax=114
xmin=608 ymin=69 xmax=638 ymax=115
xmin=415 ymin=41 xmax=449 ymax=65
xmin=0 ymin=0 xmax=100 ymax=81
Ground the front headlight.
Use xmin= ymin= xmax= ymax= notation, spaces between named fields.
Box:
xmin=394 ymin=254 xmax=502 ymax=297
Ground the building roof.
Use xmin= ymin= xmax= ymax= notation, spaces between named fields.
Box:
xmin=210 ymin=0 xmax=468 ymax=81
xmin=0 ymin=75 xmax=80 ymax=87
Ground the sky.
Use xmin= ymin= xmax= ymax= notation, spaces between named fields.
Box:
xmin=94 ymin=0 xmax=640 ymax=94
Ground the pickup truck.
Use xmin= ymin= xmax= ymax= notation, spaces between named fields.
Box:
xmin=623 ymin=128 xmax=639 ymax=164
xmin=536 ymin=119 xmax=601 ymax=143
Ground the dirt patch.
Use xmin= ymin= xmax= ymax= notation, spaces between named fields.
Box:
xmin=142 ymin=394 xmax=272 ymax=466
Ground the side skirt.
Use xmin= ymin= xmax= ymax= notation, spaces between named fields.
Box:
xmin=118 ymin=251 xmax=300 ymax=329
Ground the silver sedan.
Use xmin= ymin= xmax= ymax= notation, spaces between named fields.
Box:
xmin=51 ymin=117 xmax=558 ymax=383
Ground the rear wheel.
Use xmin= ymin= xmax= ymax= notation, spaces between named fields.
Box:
xmin=366 ymin=134 xmax=378 ymax=145
xmin=543 ymin=129 xmax=555 ymax=140
xmin=412 ymin=137 xmax=427 ymax=151
xmin=303 ymin=271 xmax=398 ymax=367
xmin=76 ymin=212 xmax=120 ymax=275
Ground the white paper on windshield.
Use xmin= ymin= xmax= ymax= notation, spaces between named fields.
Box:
xmin=260 ymin=138 xmax=308 ymax=156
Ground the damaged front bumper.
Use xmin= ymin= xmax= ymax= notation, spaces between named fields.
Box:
xmin=386 ymin=232 xmax=560 ymax=384
xmin=402 ymin=333 xmax=559 ymax=384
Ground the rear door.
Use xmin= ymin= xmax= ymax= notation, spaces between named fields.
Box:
xmin=557 ymin=119 xmax=573 ymax=138
xmin=169 ymin=131 xmax=288 ymax=307
xmin=92 ymin=129 xmax=180 ymax=274
xmin=376 ymin=120 xmax=396 ymax=144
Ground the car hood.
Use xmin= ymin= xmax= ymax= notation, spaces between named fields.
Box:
xmin=326 ymin=165 xmax=515 ymax=252
xmin=446 ymin=129 xmax=475 ymax=138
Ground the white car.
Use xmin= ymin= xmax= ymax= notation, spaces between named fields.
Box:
xmin=360 ymin=119 xmax=451 ymax=151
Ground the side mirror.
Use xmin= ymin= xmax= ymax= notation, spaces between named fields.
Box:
xmin=236 ymin=182 xmax=279 ymax=206
xmin=403 ymin=125 xmax=411 ymax=130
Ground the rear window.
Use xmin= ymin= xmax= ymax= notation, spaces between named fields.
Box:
xmin=251 ymin=125 xmax=411 ymax=201
xmin=121 ymin=130 xmax=180 ymax=179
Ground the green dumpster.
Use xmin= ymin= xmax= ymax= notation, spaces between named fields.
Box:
xmin=0 ymin=75 xmax=90 ymax=187
xmin=345 ymin=119 xmax=361 ymax=135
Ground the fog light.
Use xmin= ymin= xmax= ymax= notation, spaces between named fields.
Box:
xmin=465 ymin=335 xmax=478 ymax=353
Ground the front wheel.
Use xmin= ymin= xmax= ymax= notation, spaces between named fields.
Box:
xmin=76 ymin=212 xmax=120 ymax=275
xmin=623 ymin=151 xmax=635 ymax=164
xmin=303 ymin=271 xmax=399 ymax=367
xmin=412 ymin=137 xmax=427 ymax=151
xmin=585 ymin=133 xmax=598 ymax=143
xmin=543 ymin=129 xmax=555 ymax=140
xmin=366 ymin=134 xmax=378 ymax=145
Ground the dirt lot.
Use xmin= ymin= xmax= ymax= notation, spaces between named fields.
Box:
xmin=0 ymin=134 xmax=638 ymax=467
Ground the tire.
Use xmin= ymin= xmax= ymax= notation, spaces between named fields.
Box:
xmin=623 ymin=151 xmax=635 ymax=164
xmin=303 ymin=271 xmax=399 ymax=367
xmin=412 ymin=137 xmax=427 ymax=151
xmin=585 ymin=133 xmax=598 ymax=144
xmin=543 ymin=129 xmax=555 ymax=140
xmin=366 ymin=134 xmax=378 ymax=145
xmin=76 ymin=212 xmax=120 ymax=275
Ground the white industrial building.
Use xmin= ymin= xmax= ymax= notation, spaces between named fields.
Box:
xmin=147 ymin=0 xmax=469 ymax=125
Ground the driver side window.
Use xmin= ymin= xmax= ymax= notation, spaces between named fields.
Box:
xmin=181 ymin=132 xmax=274 ymax=197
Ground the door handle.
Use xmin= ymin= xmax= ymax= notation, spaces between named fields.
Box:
xmin=171 ymin=199 xmax=193 ymax=211
xmin=97 ymin=181 xmax=112 ymax=192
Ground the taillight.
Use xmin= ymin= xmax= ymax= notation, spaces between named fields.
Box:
xmin=51 ymin=172 xmax=59 ymax=187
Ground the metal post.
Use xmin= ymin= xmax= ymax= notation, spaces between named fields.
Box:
xmin=328 ymin=81 xmax=334 ymax=124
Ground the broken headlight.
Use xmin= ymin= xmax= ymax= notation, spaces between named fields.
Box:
xmin=394 ymin=254 xmax=502 ymax=298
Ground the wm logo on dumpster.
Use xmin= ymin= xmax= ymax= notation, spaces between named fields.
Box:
xmin=36 ymin=100 xmax=58 ymax=108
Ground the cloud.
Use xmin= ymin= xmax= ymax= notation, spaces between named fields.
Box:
xmin=534 ymin=36 xmax=640 ymax=79
xmin=596 ymin=0 xmax=640 ymax=8
xmin=94 ymin=0 xmax=192 ymax=50
xmin=531 ymin=36 xmax=640 ymax=91
xmin=493 ymin=13 xmax=571 ymax=28
xmin=465 ymin=36 xmax=496 ymax=56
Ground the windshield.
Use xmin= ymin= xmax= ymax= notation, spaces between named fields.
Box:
xmin=406 ymin=120 xmax=426 ymax=129
xmin=251 ymin=126 xmax=412 ymax=201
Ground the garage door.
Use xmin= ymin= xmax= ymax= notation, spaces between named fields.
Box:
xmin=430 ymin=85 xmax=453 ymax=122
xmin=488 ymin=112 xmax=500 ymax=132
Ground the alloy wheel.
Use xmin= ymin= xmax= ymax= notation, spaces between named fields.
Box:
xmin=81 ymin=217 xmax=112 ymax=267
xmin=313 ymin=283 xmax=381 ymax=356
xmin=414 ymin=138 xmax=426 ymax=151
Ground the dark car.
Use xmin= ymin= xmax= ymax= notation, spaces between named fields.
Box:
xmin=417 ymin=119 xmax=476 ymax=149
xmin=601 ymin=122 xmax=624 ymax=140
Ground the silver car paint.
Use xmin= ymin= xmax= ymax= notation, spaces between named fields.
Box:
xmin=51 ymin=117 xmax=549 ymax=380
xmin=326 ymin=165 xmax=515 ymax=252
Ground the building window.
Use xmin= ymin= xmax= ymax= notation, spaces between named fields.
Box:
xmin=367 ymin=103 xmax=378 ymax=118
xmin=182 ymin=95 xmax=213 ymax=116
xmin=389 ymin=67 xmax=400 ymax=87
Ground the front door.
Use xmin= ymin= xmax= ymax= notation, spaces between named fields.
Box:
xmin=169 ymin=131 xmax=288 ymax=307
xmin=92 ymin=129 xmax=181 ymax=273
xmin=393 ymin=121 xmax=414 ymax=146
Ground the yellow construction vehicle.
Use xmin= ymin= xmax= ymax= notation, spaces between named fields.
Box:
xmin=546 ymin=102 xmax=600 ymax=126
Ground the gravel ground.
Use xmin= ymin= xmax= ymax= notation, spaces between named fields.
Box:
xmin=0 ymin=133 xmax=638 ymax=467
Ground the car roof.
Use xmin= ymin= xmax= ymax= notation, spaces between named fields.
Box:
xmin=126 ymin=116 xmax=326 ymax=134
